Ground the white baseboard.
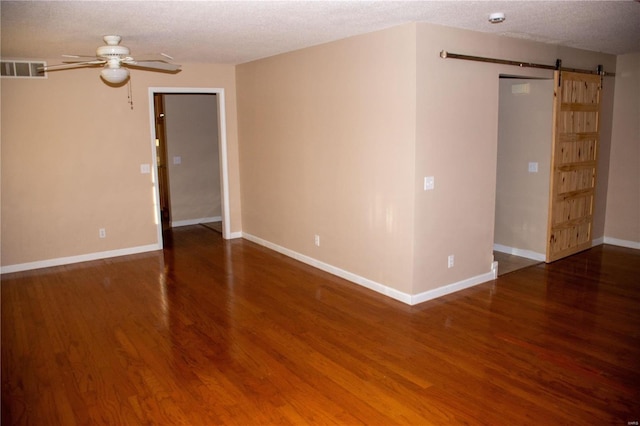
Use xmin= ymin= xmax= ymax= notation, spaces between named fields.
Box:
xmin=410 ymin=270 xmax=497 ymax=306
xmin=603 ymin=237 xmax=640 ymax=250
xmin=172 ymin=216 xmax=221 ymax=227
xmin=226 ymin=231 xmax=243 ymax=239
xmin=492 ymin=261 xmax=499 ymax=278
xmin=243 ymin=232 xmax=495 ymax=306
xmin=493 ymin=243 xmax=546 ymax=261
xmin=494 ymin=238 xmax=640 ymax=260
xmin=242 ymin=232 xmax=413 ymax=304
xmin=0 ymin=244 xmax=161 ymax=274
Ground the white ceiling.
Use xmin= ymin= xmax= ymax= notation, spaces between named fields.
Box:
xmin=1 ymin=1 xmax=639 ymax=66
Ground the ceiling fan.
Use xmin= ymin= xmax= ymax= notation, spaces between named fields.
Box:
xmin=40 ymin=35 xmax=181 ymax=84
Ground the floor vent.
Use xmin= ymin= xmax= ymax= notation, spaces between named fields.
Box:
xmin=1 ymin=60 xmax=47 ymax=78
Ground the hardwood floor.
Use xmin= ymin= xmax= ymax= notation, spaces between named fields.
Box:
xmin=2 ymin=226 xmax=639 ymax=425
xmin=493 ymin=251 xmax=542 ymax=276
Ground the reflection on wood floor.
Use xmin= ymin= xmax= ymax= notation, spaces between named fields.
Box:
xmin=2 ymin=226 xmax=639 ymax=424
xmin=200 ymin=220 xmax=222 ymax=233
xmin=493 ymin=250 xmax=542 ymax=275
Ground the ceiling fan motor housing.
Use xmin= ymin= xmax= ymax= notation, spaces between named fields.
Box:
xmin=96 ymin=45 xmax=130 ymax=59
xmin=96 ymin=35 xmax=130 ymax=59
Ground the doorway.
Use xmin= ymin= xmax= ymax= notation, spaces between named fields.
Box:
xmin=494 ymin=76 xmax=553 ymax=275
xmin=148 ymin=87 xmax=232 ymax=247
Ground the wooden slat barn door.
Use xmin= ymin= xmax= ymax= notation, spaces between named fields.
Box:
xmin=546 ymin=71 xmax=602 ymax=263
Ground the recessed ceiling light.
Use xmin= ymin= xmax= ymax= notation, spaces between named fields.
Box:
xmin=489 ymin=12 xmax=506 ymax=24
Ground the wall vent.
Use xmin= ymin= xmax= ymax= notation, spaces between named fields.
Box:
xmin=1 ymin=60 xmax=47 ymax=78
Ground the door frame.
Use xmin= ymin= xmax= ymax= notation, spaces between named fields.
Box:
xmin=148 ymin=87 xmax=232 ymax=247
xmin=153 ymin=93 xmax=171 ymax=230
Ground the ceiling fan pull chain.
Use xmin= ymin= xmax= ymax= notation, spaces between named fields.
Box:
xmin=128 ymin=79 xmax=134 ymax=110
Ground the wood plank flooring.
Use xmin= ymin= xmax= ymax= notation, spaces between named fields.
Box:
xmin=2 ymin=226 xmax=640 ymax=425
xmin=493 ymin=251 xmax=542 ymax=276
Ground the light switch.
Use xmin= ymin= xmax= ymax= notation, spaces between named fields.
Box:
xmin=424 ymin=176 xmax=435 ymax=191
xmin=140 ymin=164 xmax=151 ymax=174
xmin=528 ymin=162 xmax=538 ymax=173
xmin=173 ymin=156 xmax=182 ymax=165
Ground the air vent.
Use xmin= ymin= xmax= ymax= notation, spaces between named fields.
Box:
xmin=1 ymin=60 xmax=47 ymax=78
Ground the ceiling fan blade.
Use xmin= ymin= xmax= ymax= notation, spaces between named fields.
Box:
xmin=39 ymin=60 xmax=106 ymax=72
xmin=62 ymin=54 xmax=97 ymax=60
xmin=124 ymin=61 xmax=181 ymax=72
xmin=61 ymin=55 xmax=100 ymax=63
xmin=127 ymin=53 xmax=175 ymax=62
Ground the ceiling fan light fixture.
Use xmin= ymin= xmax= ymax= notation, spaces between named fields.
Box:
xmin=488 ymin=12 xmax=506 ymax=24
xmin=101 ymin=66 xmax=129 ymax=84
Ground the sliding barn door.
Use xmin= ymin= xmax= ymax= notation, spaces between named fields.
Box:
xmin=546 ymin=71 xmax=602 ymax=263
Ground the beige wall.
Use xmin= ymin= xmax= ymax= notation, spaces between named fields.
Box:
xmin=2 ymin=22 xmax=625 ymax=301
xmin=605 ymin=53 xmax=640 ymax=246
xmin=413 ymin=23 xmax=615 ymax=295
xmin=237 ymin=24 xmax=417 ymax=293
xmin=164 ymin=94 xmax=221 ymax=224
xmin=1 ymin=63 xmax=240 ymax=270
xmin=495 ymin=79 xmax=553 ymax=256
xmin=237 ymin=22 xmax=616 ymax=299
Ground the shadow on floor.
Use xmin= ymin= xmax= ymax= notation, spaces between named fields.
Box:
xmin=494 ymin=251 xmax=542 ymax=276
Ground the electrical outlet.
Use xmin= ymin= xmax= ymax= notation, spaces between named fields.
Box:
xmin=314 ymin=234 xmax=320 ymax=247
xmin=99 ymin=228 xmax=106 ymax=239
xmin=448 ymin=254 xmax=454 ymax=268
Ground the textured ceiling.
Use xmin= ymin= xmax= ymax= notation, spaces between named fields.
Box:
xmin=1 ymin=1 xmax=639 ymax=66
